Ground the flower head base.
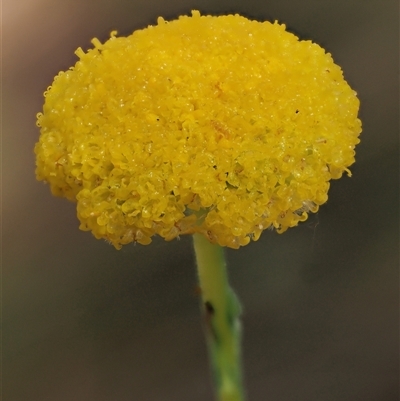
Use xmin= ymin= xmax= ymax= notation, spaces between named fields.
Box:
xmin=35 ymin=11 xmax=361 ymax=249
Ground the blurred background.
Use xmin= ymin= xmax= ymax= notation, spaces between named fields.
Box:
xmin=3 ymin=1 xmax=398 ymax=400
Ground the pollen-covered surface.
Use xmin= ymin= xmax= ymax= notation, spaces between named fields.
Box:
xmin=35 ymin=11 xmax=361 ymax=249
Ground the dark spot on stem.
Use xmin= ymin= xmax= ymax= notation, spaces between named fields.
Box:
xmin=205 ymin=301 xmax=215 ymax=315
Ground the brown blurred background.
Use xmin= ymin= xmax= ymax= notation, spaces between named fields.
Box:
xmin=3 ymin=1 xmax=399 ymax=400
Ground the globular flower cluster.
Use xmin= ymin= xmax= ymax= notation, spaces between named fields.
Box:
xmin=35 ymin=11 xmax=361 ymax=249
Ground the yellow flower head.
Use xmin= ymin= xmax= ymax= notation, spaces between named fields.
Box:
xmin=35 ymin=11 xmax=361 ymax=249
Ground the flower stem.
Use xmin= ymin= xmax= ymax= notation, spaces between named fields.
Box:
xmin=193 ymin=233 xmax=245 ymax=401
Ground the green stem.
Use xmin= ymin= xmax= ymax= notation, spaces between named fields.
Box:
xmin=193 ymin=233 xmax=245 ymax=401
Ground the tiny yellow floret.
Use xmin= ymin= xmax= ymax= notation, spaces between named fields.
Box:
xmin=35 ymin=11 xmax=361 ymax=249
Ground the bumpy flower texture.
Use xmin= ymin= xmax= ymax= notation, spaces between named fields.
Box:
xmin=35 ymin=11 xmax=361 ymax=249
